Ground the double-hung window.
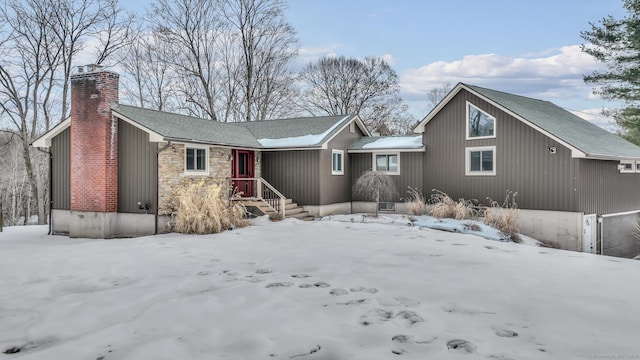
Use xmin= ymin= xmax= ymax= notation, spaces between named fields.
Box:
xmin=466 ymin=146 xmax=495 ymax=176
xmin=332 ymin=150 xmax=344 ymax=175
xmin=185 ymin=146 xmax=208 ymax=173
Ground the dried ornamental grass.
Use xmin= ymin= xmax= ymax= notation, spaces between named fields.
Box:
xmin=429 ymin=190 xmax=456 ymax=219
xmin=484 ymin=191 xmax=520 ymax=242
xmin=173 ymin=180 xmax=248 ymax=234
xmin=404 ymin=187 xmax=426 ymax=215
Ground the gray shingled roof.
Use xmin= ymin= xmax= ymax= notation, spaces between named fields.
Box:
xmin=465 ymin=84 xmax=640 ymax=160
xmin=112 ymin=105 xmax=359 ymax=149
xmin=230 ymin=114 xmax=356 ymax=148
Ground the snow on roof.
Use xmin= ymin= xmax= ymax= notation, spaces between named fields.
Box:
xmin=257 ymin=115 xmax=349 ymax=148
xmin=361 ymin=135 xmax=422 ymax=149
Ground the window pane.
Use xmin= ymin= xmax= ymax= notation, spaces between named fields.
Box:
xmin=376 ymin=155 xmax=387 ymax=171
xmin=332 ymin=153 xmax=342 ymax=171
xmin=481 ymin=150 xmax=493 ymax=171
xmin=238 ymin=153 xmax=247 ymax=175
xmin=470 ymin=151 xmax=481 ymax=171
xmin=186 ymin=148 xmax=195 ymax=170
xmin=388 ymin=155 xmax=398 ymax=172
xmin=468 ymin=104 xmax=495 ymax=138
xmin=624 ymin=162 xmax=633 ymax=170
xmin=196 ymin=149 xmax=206 ymax=171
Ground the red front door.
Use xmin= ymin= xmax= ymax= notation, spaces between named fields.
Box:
xmin=231 ymin=149 xmax=255 ymax=197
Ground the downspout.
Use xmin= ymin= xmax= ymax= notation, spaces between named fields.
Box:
xmin=36 ymin=147 xmax=52 ymax=235
xmin=155 ymin=141 xmax=172 ymax=235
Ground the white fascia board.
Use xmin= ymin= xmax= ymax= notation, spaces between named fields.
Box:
xmin=413 ymin=83 xmax=464 ymax=133
xmin=461 ymin=84 xmax=587 ymax=159
xmin=111 ymin=111 xmax=164 ymax=142
xmin=348 ymin=147 xmax=425 ymax=153
xmin=322 ymin=115 xmax=370 ymax=149
xmin=31 ymin=118 xmax=71 ymax=147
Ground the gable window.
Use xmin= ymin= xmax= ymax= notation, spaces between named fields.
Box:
xmin=373 ymin=153 xmax=400 ymax=175
xmin=467 ymin=102 xmax=496 ymax=139
xmin=332 ymin=150 xmax=344 ymax=175
xmin=466 ymin=146 xmax=496 ymax=176
xmin=185 ymin=146 xmax=208 ymax=173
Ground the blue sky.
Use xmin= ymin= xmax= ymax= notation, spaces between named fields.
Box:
xmin=118 ymin=0 xmax=627 ymax=127
xmin=283 ymin=0 xmax=627 ymax=127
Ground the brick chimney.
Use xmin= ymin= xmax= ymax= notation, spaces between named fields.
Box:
xmin=70 ymin=65 xmax=119 ymax=214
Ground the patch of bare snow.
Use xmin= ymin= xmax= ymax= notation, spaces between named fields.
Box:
xmin=1 ymin=220 xmax=638 ymax=359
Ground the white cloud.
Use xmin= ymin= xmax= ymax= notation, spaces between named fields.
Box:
xmin=380 ymin=53 xmax=396 ymax=65
xmin=400 ymin=45 xmax=601 ymax=102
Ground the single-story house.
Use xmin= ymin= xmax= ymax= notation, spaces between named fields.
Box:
xmin=32 ymin=66 xmax=640 ymax=258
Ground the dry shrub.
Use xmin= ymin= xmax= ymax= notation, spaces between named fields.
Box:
xmin=172 ymin=180 xmax=248 ymax=234
xmin=430 ymin=190 xmax=455 ymax=219
xmin=484 ymin=191 xmax=520 ymax=242
xmin=404 ymin=187 xmax=426 ymax=215
xmin=429 ymin=190 xmax=477 ymax=220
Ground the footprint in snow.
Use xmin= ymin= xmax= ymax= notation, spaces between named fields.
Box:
xmin=359 ymin=309 xmax=423 ymax=327
xmin=329 ymin=288 xmax=348 ymax=296
xmin=359 ymin=308 xmax=393 ymax=326
xmin=299 ymin=282 xmax=331 ymax=289
xmin=494 ymin=329 xmax=518 ymax=338
xmin=393 ymin=310 xmax=424 ymax=326
xmin=394 ymin=297 xmax=420 ymax=307
xmin=391 ymin=335 xmax=437 ymax=356
xmin=265 ymin=282 xmax=293 ymax=288
xmin=255 ymin=269 xmax=272 ymax=274
xmin=290 ymin=274 xmax=311 ymax=278
xmin=446 ymin=339 xmax=476 ymax=353
xmin=485 ymin=245 xmax=497 ymax=250
xmin=350 ymin=286 xmax=378 ymax=294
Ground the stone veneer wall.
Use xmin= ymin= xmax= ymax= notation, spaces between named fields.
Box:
xmin=157 ymin=144 xmax=232 ymax=215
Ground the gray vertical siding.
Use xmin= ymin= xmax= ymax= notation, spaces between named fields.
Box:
xmin=262 ymin=150 xmax=321 ymax=205
xmin=320 ymin=124 xmax=365 ymax=205
xmin=51 ymin=127 xmax=70 ymax=210
xmin=351 ymin=152 xmax=423 ymax=202
xmin=601 ymin=213 xmax=640 ymax=258
xmin=117 ymin=120 xmax=157 ymax=214
xmin=577 ymin=159 xmax=640 ymax=215
xmin=423 ymin=89 xmax=578 ymax=210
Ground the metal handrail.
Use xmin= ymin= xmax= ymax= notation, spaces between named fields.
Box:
xmin=229 ymin=177 xmax=286 ymax=219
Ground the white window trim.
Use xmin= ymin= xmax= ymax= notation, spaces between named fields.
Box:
xmin=465 ymin=146 xmax=496 ymax=176
xmin=184 ymin=144 xmax=210 ymax=175
xmin=466 ymin=101 xmax=496 ymax=140
xmin=349 ymin=122 xmax=355 ymax=133
xmin=331 ymin=149 xmax=344 ymax=175
xmin=619 ymin=160 xmax=636 ymax=173
xmin=372 ymin=152 xmax=400 ymax=175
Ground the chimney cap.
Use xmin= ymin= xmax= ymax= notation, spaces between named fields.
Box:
xmin=75 ymin=64 xmax=104 ymax=74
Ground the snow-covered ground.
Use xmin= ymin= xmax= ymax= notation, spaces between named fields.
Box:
xmin=1 ymin=215 xmax=639 ymax=359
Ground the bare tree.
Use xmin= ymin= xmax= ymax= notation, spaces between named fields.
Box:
xmin=222 ymin=0 xmax=297 ymax=121
xmin=352 ymin=170 xmax=396 ymax=216
xmin=298 ymin=56 xmax=412 ymax=133
xmin=150 ymin=0 xmax=224 ymax=121
xmin=426 ymin=82 xmax=453 ymax=111
xmin=46 ymin=0 xmax=130 ymax=126
xmin=0 ymin=0 xmax=132 ymax=225
xmin=119 ymin=31 xmax=179 ymax=112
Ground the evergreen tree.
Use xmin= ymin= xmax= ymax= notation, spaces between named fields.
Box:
xmin=581 ymin=0 xmax=640 ymax=144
